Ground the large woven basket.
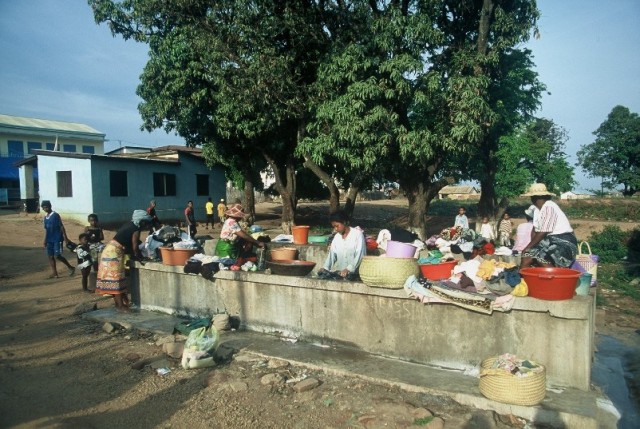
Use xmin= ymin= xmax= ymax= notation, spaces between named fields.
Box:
xmin=359 ymin=256 xmax=419 ymax=289
xmin=479 ymin=357 xmax=546 ymax=406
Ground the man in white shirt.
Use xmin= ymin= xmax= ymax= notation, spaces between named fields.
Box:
xmin=519 ymin=184 xmax=577 ymax=268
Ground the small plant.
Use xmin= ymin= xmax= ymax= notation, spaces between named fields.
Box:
xmin=413 ymin=416 xmax=434 ymax=426
xmin=597 ymin=263 xmax=640 ymax=301
xmin=588 ymin=225 xmax=629 ymax=264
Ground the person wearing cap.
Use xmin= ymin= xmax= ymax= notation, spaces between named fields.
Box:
xmin=41 ymin=200 xmax=75 ymax=278
xmin=214 ymin=203 xmax=265 ymax=258
xmin=318 ymin=210 xmax=366 ymax=280
xmin=217 ymin=198 xmax=227 ymax=226
xmin=512 ymin=205 xmax=536 ymax=253
xmin=520 ymin=183 xmax=577 ymax=268
xmin=96 ymin=210 xmax=152 ymax=312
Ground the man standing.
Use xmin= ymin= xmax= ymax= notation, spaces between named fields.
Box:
xmin=184 ymin=200 xmax=197 ymax=239
xmin=205 ymin=197 xmax=214 ymax=230
xmin=41 ymin=200 xmax=75 ymax=278
xmin=217 ymin=199 xmax=227 ymax=226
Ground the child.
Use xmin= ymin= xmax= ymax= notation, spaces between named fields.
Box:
xmin=454 ymin=206 xmax=469 ymax=229
xmin=75 ymin=233 xmax=93 ymax=292
xmin=498 ymin=212 xmax=514 ymax=247
xmin=85 ymin=213 xmax=105 ymax=271
xmin=479 ymin=217 xmax=495 ymax=242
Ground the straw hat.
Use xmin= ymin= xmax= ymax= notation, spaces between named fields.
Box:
xmin=522 ymin=183 xmax=555 ymax=197
xmin=225 ymin=204 xmax=245 ymax=218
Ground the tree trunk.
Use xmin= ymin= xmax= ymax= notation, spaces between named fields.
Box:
xmin=263 ymin=151 xmax=296 ymax=234
xmin=343 ymin=175 xmax=364 ymax=219
xmin=303 ymin=157 xmax=341 ymax=213
xmin=242 ymin=170 xmax=256 ymax=225
xmin=403 ymin=177 xmax=451 ymax=240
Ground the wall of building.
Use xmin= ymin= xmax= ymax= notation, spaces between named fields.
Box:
xmin=0 ymin=133 xmax=104 ymax=156
xmin=37 ymin=154 xmax=93 ymax=223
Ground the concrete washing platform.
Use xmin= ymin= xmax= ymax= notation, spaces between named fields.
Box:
xmin=84 ymin=308 xmax=619 ymax=428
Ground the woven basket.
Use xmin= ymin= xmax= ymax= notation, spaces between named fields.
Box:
xmin=479 ymin=357 xmax=546 ymax=406
xmin=359 ymin=256 xmax=419 ymax=289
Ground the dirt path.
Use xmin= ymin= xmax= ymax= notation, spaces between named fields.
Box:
xmin=0 ymin=202 xmax=638 ymax=428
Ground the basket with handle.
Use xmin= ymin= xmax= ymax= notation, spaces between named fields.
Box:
xmin=479 ymin=356 xmax=546 ymax=406
xmin=358 ymin=256 xmax=419 ymax=289
xmin=570 ymin=241 xmax=598 ymax=286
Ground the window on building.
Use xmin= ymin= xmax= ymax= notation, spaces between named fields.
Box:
xmin=46 ymin=143 xmax=55 ymax=151
xmin=63 ymin=144 xmax=76 ymax=153
xmin=196 ymin=174 xmax=209 ymax=196
xmin=109 ymin=170 xmax=128 ymax=197
xmin=27 ymin=142 xmax=42 ymax=154
xmin=8 ymin=140 xmax=24 ymax=157
xmin=57 ymin=171 xmax=73 ymax=197
xmin=153 ymin=173 xmax=176 ymax=196
xmin=82 ymin=145 xmax=95 ymax=154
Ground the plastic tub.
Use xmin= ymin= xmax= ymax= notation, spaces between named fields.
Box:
xmin=159 ymin=247 xmax=198 ymax=266
xmin=419 ymin=260 xmax=458 ymax=281
xmin=576 ymin=273 xmax=592 ymax=296
xmin=385 ymin=241 xmax=417 ymax=258
xmin=292 ymin=226 xmax=310 ymax=244
xmin=269 ymin=247 xmax=297 ymax=261
xmin=520 ymin=267 xmax=581 ymax=300
xmin=308 ymin=235 xmax=329 ymax=245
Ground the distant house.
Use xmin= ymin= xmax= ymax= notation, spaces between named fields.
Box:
xmin=16 ymin=146 xmax=225 ymax=224
xmin=438 ymin=185 xmax=480 ymax=200
xmin=0 ymin=113 xmax=105 ymax=208
xmin=560 ymin=191 xmax=593 ymax=200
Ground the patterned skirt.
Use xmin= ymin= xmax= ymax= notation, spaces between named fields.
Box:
xmin=96 ymin=241 xmax=127 ymax=295
xmin=522 ymin=232 xmax=578 ymax=268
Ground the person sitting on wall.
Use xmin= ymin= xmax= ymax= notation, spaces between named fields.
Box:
xmin=512 ymin=205 xmax=536 ymax=254
xmin=214 ymin=204 xmax=265 ymax=259
xmin=520 ymin=183 xmax=577 ymax=269
xmin=317 ymin=210 xmax=366 ymax=281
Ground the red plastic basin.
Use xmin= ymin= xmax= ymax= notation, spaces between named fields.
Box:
xmin=520 ymin=267 xmax=581 ymax=300
xmin=419 ymin=260 xmax=458 ymax=281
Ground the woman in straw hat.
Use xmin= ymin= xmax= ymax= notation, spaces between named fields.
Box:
xmin=214 ymin=204 xmax=265 ymax=258
xmin=520 ymin=183 xmax=577 ymax=269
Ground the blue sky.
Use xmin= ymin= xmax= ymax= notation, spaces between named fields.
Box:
xmin=1 ymin=0 xmax=638 ymax=192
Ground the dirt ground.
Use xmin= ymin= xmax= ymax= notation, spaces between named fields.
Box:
xmin=0 ymin=200 xmax=638 ymax=429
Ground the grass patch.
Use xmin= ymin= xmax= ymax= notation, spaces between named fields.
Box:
xmin=413 ymin=416 xmax=434 ymax=426
xmin=597 ymin=263 xmax=640 ymax=300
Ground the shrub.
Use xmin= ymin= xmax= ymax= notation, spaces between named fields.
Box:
xmin=587 ymin=225 xmax=629 ymax=263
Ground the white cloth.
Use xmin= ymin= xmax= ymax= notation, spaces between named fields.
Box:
xmin=480 ymin=223 xmax=495 ymax=241
xmin=376 ymin=229 xmax=392 ymax=251
xmin=323 ymin=227 xmax=366 ymax=273
xmin=536 ymin=200 xmax=573 ymax=235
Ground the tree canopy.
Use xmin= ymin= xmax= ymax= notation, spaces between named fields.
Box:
xmin=577 ymin=105 xmax=640 ymax=196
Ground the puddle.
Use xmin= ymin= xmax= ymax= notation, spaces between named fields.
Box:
xmin=593 ymin=334 xmax=640 ymax=428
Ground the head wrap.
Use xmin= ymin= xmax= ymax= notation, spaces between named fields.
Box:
xmin=132 ymin=209 xmax=152 ymax=227
xmin=524 ymin=205 xmax=536 ymax=218
xmin=224 ymin=204 xmax=245 ymax=219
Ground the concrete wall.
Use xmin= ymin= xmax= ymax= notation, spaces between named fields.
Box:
xmin=131 ymin=261 xmax=595 ymax=391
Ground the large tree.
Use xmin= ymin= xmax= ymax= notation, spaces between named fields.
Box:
xmin=577 ymin=105 xmax=640 ymax=196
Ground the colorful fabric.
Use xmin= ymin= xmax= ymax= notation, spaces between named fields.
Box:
xmin=75 ymin=245 xmax=93 ymax=269
xmin=96 ymin=241 xmax=127 ymax=295
xmin=220 ymin=218 xmax=242 ymax=242
xmin=225 ymin=204 xmax=244 ymax=218
xmin=214 ymin=239 xmax=239 ymax=259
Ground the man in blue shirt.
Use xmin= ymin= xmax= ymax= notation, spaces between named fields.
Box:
xmin=42 ymin=200 xmax=75 ymax=278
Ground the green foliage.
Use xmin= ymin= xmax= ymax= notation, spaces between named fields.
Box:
xmin=588 ymin=225 xmax=629 ymax=263
xmin=597 ymin=264 xmax=640 ymax=301
xmin=413 ymin=416 xmax=435 ymax=426
xmin=577 ymin=105 xmax=640 ymax=196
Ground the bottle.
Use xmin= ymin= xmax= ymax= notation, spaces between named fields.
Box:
xmin=256 ymin=247 xmax=266 ymax=271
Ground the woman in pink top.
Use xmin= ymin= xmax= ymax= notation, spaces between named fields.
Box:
xmin=512 ymin=206 xmax=535 ymax=252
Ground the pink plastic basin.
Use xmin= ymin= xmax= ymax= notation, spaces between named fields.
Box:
xmin=386 ymin=241 xmax=417 ymax=258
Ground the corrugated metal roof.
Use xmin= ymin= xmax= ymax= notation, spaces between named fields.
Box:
xmin=0 ymin=113 xmax=104 ymax=136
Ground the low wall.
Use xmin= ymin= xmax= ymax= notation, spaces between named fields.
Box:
xmin=131 ymin=257 xmax=595 ymax=391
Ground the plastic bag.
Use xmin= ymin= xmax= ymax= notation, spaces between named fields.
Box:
xmin=184 ymin=325 xmax=219 ymax=353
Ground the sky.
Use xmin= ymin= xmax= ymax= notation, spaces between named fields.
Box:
xmin=0 ymin=0 xmax=638 ymax=192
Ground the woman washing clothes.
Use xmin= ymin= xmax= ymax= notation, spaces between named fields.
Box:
xmin=520 ymin=183 xmax=577 ymax=269
xmin=318 ymin=211 xmax=366 ymax=280
xmin=214 ymin=204 xmax=265 ymax=259
xmin=96 ymin=210 xmax=152 ymax=312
